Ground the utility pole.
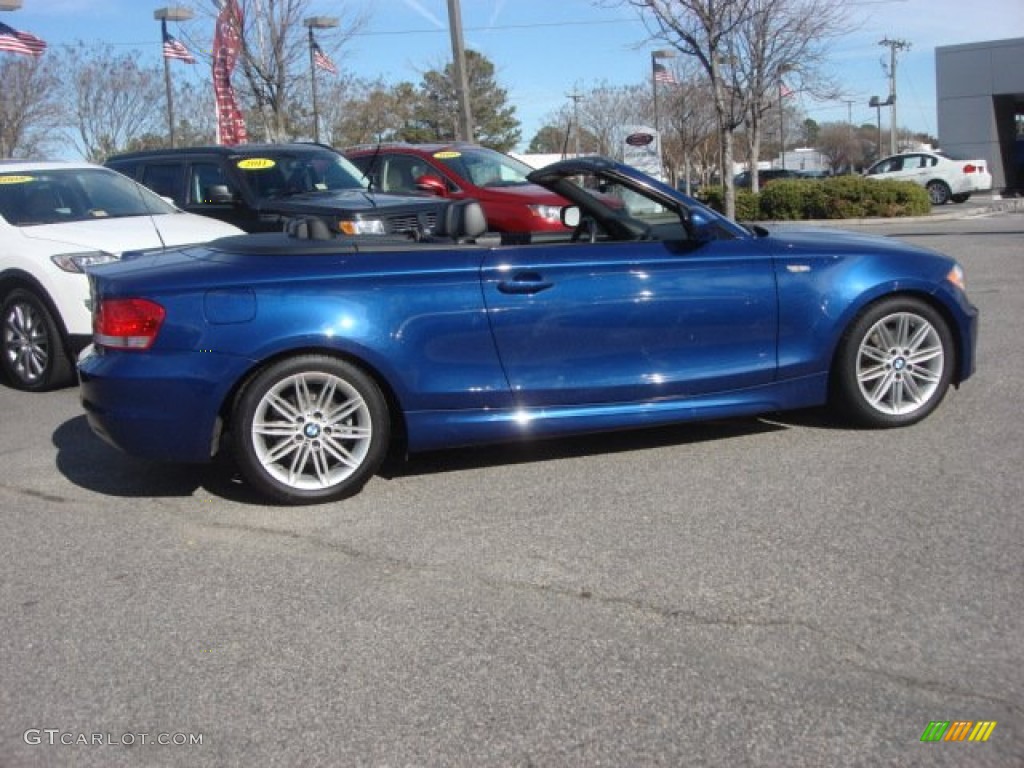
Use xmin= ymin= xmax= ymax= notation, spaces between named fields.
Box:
xmin=567 ymin=88 xmax=584 ymax=158
xmin=446 ymin=0 xmax=474 ymax=142
xmin=879 ymin=37 xmax=910 ymax=155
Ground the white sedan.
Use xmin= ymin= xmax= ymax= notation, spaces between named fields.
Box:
xmin=864 ymin=150 xmax=993 ymax=205
xmin=1 ymin=161 xmax=242 ymax=391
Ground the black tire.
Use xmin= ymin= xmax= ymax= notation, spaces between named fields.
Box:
xmin=231 ymin=355 xmax=390 ymax=504
xmin=831 ymin=297 xmax=955 ymax=428
xmin=0 ymin=288 xmax=74 ymax=391
xmin=951 ymin=193 xmax=970 ymax=204
xmin=926 ymin=180 xmax=952 ymax=205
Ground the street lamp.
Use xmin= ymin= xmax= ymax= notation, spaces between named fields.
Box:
xmin=869 ymin=95 xmax=893 ymax=160
xmin=651 ymin=49 xmax=676 ymax=134
xmin=154 ymin=6 xmax=194 ymax=148
xmin=304 ymin=16 xmax=338 ymax=143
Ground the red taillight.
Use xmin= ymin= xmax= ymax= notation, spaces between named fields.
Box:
xmin=963 ymin=164 xmax=981 ymax=174
xmin=93 ymin=298 xmax=165 ymax=350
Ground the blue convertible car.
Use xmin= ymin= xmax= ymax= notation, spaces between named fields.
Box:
xmin=78 ymin=157 xmax=978 ymax=504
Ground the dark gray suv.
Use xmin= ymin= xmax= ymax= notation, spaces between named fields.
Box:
xmin=106 ymin=144 xmax=442 ymax=235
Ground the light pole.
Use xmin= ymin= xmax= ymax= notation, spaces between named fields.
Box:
xmin=154 ymin=6 xmax=193 ymax=148
xmin=304 ymin=17 xmax=338 ymax=144
xmin=651 ymin=49 xmax=675 ymax=134
xmin=1 ymin=1 xmax=24 ymax=155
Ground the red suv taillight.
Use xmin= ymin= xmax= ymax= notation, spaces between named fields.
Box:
xmin=963 ymin=164 xmax=982 ymax=174
xmin=93 ymin=298 xmax=166 ymax=350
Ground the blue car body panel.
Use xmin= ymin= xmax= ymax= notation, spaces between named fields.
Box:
xmin=78 ymin=160 xmax=979 ymax=465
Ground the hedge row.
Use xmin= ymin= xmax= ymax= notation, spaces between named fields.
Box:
xmin=696 ymin=177 xmax=931 ymax=220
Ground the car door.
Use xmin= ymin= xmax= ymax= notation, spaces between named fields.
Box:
xmin=481 ymin=237 xmax=778 ymax=407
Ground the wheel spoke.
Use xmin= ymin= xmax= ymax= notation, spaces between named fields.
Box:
xmin=866 ymin=369 xmax=897 ymax=405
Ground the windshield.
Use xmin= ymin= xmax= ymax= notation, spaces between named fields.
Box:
xmin=569 ymin=173 xmax=682 ymax=224
xmin=0 ymin=168 xmax=176 ymax=226
xmin=435 ymin=148 xmax=535 ymax=188
xmin=233 ymin=150 xmax=368 ymax=199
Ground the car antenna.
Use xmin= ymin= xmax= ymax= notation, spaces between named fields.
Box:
xmin=364 ymin=140 xmax=384 ymax=193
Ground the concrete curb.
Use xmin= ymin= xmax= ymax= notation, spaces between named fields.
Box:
xmin=765 ymin=195 xmax=1024 ymax=228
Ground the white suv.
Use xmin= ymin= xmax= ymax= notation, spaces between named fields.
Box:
xmin=864 ymin=150 xmax=993 ymax=205
xmin=1 ymin=161 xmax=242 ymax=391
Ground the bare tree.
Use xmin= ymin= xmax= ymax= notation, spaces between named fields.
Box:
xmin=816 ymin=121 xmax=864 ymax=173
xmin=180 ymin=0 xmax=368 ymax=142
xmin=0 ymin=56 xmax=63 ymax=159
xmin=659 ymin=65 xmax=719 ymax=191
xmin=58 ymin=43 xmax=163 ymax=162
xmin=736 ymin=0 xmax=846 ymax=191
xmin=577 ymin=82 xmax=649 ymax=157
xmin=618 ymin=0 xmax=757 ymax=219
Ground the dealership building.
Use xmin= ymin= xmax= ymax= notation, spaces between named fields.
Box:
xmin=936 ymin=36 xmax=1024 ymax=195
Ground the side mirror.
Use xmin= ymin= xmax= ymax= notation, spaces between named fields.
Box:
xmin=415 ymin=174 xmax=448 ymax=197
xmin=205 ymin=184 xmax=236 ymax=204
xmin=561 ymin=205 xmax=581 ymax=228
xmin=688 ymin=209 xmax=718 ymax=243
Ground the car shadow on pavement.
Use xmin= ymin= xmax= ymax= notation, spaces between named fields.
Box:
xmin=54 ymin=408 xmax=839 ymax=503
xmin=52 ymin=415 xmax=264 ymax=503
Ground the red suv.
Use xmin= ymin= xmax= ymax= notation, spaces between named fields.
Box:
xmin=344 ymin=143 xmax=570 ymax=233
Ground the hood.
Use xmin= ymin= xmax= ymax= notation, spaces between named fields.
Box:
xmin=19 ymin=212 xmax=241 ymax=254
xmin=763 ymin=224 xmax=941 ymax=259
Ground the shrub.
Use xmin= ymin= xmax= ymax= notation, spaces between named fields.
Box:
xmin=696 ymin=176 xmax=930 ymax=220
xmin=696 ymin=186 xmax=764 ymax=221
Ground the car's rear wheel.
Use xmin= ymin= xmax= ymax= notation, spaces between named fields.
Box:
xmin=0 ymin=288 xmax=74 ymax=391
xmin=926 ymin=180 xmax=952 ymax=205
xmin=231 ymin=355 xmax=390 ymax=504
xmin=831 ymin=297 xmax=954 ymax=428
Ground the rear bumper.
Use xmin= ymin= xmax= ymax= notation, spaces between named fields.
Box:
xmin=78 ymin=346 xmax=249 ymax=463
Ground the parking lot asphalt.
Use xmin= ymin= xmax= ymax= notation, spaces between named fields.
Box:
xmin=1 ymin=212 xmax=1022 ymax=767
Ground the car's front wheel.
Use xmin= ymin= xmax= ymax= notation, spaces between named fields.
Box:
xmin=831 ymin=297 xmax=954 ymax=428
xmin=927 ymin=180 xmax=952 ymax=205
xmin=0 ymin=288 xmax=73 ymax=391
xmin=231 ymin=355 xmax=390 ymax=504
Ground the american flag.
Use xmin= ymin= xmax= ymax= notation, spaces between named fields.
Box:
xmin=653 ymin=61 xmax=676 ymax=84
xmin=0 ymin=20 xmax=47 ymax=57
xmin=313 ymin=41 xmax=337 ymax=74
xmin=163 ymin=30 xmax=195 ymax=64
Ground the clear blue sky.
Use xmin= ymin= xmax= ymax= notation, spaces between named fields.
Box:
xmin=6 ymin=0 xmax=1023 ymax=153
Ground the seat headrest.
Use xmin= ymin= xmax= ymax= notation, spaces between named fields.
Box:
xmin=435 ymin=199 xmax=487 ymax=241
xmin=286 ymin=217 xmax=333 ymax=240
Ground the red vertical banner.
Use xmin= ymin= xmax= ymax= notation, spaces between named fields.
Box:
xmin=213 ymin=0 xmax=247 ymax=145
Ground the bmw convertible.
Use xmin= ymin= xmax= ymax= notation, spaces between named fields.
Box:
xmin=78 ymin=157 xmax=978 ymax=505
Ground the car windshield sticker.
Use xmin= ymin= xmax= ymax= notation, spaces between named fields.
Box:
xmin=0 ymin=175 xmax=35 ymax=185
xmin=433 ymin=151 xmax=461 ymax=159
xmin=237 ymin=158 xmax=276 ymax=171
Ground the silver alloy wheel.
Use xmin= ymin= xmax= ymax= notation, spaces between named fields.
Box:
xmin=3 ymin=299 xmax=50 ymax=385
xmin=855 ymin=311 xmax=945 ymax=416
xmin=250 ymin=370 xmax=373 ymax=492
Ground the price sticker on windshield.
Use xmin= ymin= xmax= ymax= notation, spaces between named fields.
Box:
xmin=0 ymin=175 xmax=35 ymax=185
xmin=433 ymin=151 xmax=461 ymax=159
xmin=237 ymin=158 xmax=276 ymax=170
